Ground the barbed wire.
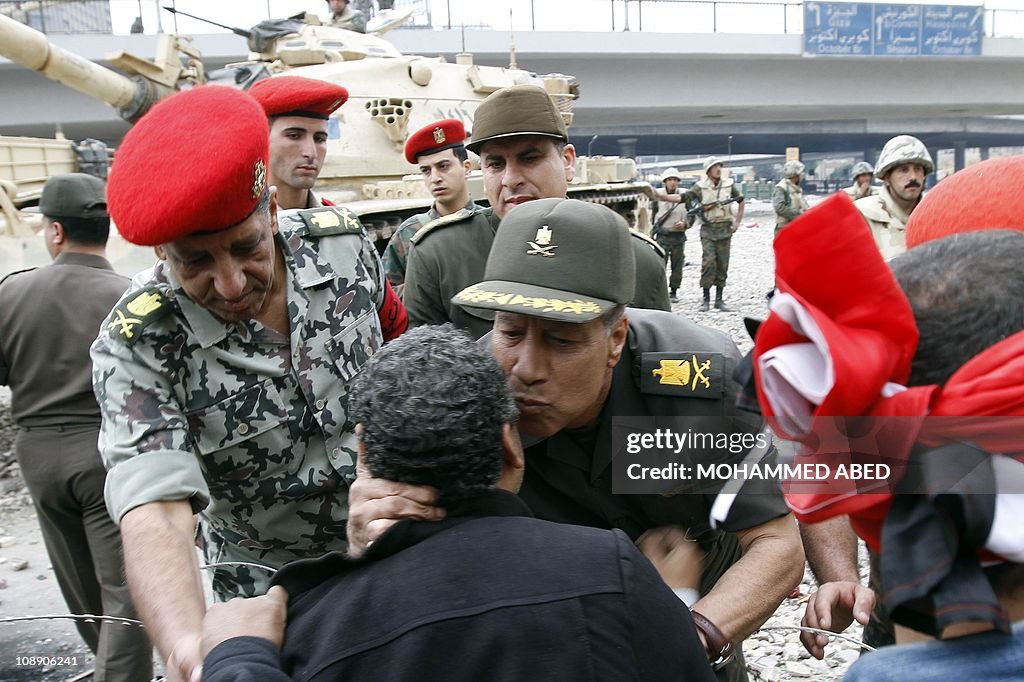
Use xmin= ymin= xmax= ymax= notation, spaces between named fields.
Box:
xmin=0 ymin=561 xmax=277 ymax=628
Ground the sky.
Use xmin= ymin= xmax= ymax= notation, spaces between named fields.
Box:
xmin=108 ymin=0 xmax=1024 ymax=38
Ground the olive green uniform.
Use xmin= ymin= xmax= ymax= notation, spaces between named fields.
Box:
xmin=515 ymin=309 xmax=790 ymax=682
xmin=381 ymin=199 xmax=478 ymax=298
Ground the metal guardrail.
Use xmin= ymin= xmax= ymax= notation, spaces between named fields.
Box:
xmin=1 ymin=0 xmax=1023 ymax=38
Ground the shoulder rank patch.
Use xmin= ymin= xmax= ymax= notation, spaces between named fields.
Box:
xmin=410 ymin=207 xmax=476 ymax=245
xmin=631 ymin=230 xmax=666 ymax=258
xmin=298 ymin=206 xmax=365 ymax=237
xmin=107 ymin=287 xmax=170 ymax=346
xmin=641 ymin=352 xmax=724 ymax=399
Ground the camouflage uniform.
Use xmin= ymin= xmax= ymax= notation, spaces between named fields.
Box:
xmin=91 ymin=206 xmax=384 ymax=599
xmin=381 ymin=199 xmax=478 ymax=297
xmin=855 ymin=186 xmax=920 ymax=260
xmin=772 ymin=177 xmax=808 ymax=236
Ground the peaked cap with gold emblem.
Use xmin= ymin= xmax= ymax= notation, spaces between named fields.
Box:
xmin=404 ymin=118 xmax=466 ymax=164
xmin=107 ymin=86 xmax=270 ymax=246
xmin=466 ymin=84 xmax=568 ymax=154
xmin=453 ymin=198 xmax=634 ymax=322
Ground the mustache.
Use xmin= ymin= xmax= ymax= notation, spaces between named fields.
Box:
xmin=904 ymin=181 xmax=922 ymax=189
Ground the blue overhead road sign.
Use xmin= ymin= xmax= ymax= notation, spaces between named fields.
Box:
xmin=804 ymin=3 xmax=984 ymax=57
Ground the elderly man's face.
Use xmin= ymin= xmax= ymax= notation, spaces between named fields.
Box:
xmin=159 ymin=198 xmax=280 ymax=323
xmin=885 ymin=163 xmax=926 ymax=203
xmin=268 ymin=116 xmax=329 ymax=193
xmin=491 ymin=311 xmax=627 ymax=439
xmin=481 ymin=136 xmax=576 ymax=219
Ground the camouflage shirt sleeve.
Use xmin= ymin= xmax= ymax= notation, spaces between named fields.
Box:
xmin=91 ymin=310 xmax=211 ymax=524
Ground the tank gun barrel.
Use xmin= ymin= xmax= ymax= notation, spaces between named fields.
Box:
xmin=162 ymin=7 xmax=252 ymax=39
xmin=0 ymin=13 xmax=145 ymax=113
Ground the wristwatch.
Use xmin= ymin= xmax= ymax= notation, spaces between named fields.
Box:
xmin=689 ymin=609 xmax=735 ymax=671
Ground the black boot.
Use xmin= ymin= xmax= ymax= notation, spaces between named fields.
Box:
xmin=714 ymin=287 xmax=731 ymax=312
xmin=670 ymin=288 xmax=679 ymax=303
xmin=699 ymin=288 xmax=710 ymax=312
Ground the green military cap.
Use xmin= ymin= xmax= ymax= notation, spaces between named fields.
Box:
xmin=28 ymin=172 xmax=108 ymax=219
xmin=466 ymin=84 xmax=568 ymax=154
xmin=452 ymin=198 xmax=635 ymax=322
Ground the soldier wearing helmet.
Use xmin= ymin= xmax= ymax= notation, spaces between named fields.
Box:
xmin=845 ymin=161 xmax=878 ymax=201
xmin=655 ymin=156 xmax=745 ymax=311
xmin=651 ymin=167 xmax=692 ymax=302
xmin=854 ymin=135 xmax=934 ymax=259
xmin=772 ymin=159 xmax=809 ymax=236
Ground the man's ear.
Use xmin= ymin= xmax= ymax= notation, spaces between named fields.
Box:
xmin=49 ymin=220 xmax=66 ymax=245
xmin=562 ymin=143 xmax=577 ymax=183
xmin=268 ymin=188 xmax=279 ymax=235
xmin=462 ymin=159 xmax=472 ymax=175
xmin=154 ymin=245 xmax=166 ymax=260
xmin=496 ymin=423 xmax=525 ymax=492
xmin=607 ymin=314 xmax=628 ymax=368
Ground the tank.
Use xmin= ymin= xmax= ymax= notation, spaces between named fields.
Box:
xmin=0 ymin=9 xmax=652 ymax=275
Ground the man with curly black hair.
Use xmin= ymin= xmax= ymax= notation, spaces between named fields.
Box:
xmin=198 ymin=325 xmax=715 ymax=682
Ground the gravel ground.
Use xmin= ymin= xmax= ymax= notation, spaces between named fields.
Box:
xmin=0 ymin=198 xmax=870 ymax=680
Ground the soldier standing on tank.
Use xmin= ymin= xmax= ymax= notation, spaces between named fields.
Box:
xmin=772 ymin=160 xmax=809 ymax=236
xmin=854 ymin=135 xmax=934 ymax=260
xmin=382 ymin=119 xmax=478 ymax=297
xmin=89 ymin=86 xmax=395 ymax=682
xmin=402 ymin=84 xmax=670 ymax=339
xmin=651 ymin=167 xmax=691 ymax=303
xmin=325 ymin=0 xmax=367 ymax=32
xmin=0 ymin=174 xmax=153 ymax=682
xmin=845 ymin=161 xmax=878 ymax=201
xmin=250 ymin=75 xmax=407 ymax=339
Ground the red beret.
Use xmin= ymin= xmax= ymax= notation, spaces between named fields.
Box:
xmin=906 ymin=156 xmax=1024 ymax=249
xmin=248 ymin=76 xmax=349 ymax=119
xmin=404 ymin=119 xmax=466 ymax=164
xmin=108 ymin=86 xmax=269 ymax=246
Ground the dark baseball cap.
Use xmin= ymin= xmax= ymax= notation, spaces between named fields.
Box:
xmin=453 ymin=198 xmax=635 ymax=322
xmin=31 ymin=173 xmax=108 ymax=219
xmin=466 ymin=85 xmax=568 ymax=154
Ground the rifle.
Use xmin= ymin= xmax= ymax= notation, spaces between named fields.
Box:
xmin=687 ymin=196 xmax=741 ymax=221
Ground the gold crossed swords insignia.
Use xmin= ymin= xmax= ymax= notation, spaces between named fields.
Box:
xmin=652 ymin=356 xmax=712 ymax=391
xmin=108 ymin=309 xmax=142 ymax=339
xmin=107 ymin=292 xmax=163 ymax=339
